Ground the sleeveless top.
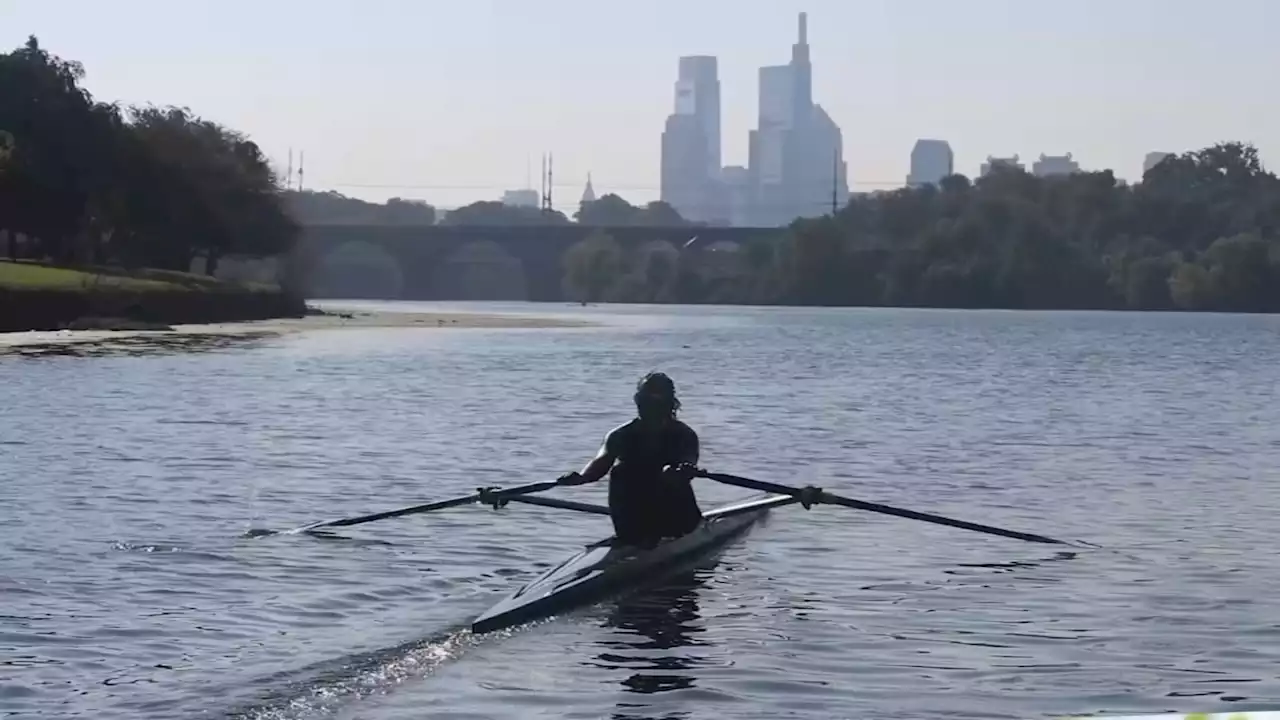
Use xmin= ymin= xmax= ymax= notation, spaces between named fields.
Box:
xmin=607 ymin=418 xmax=698 ymax=484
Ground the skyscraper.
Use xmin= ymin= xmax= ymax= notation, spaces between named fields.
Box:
xmin=790 ymin=13 xmax=812 ymax=118
xmin=662 ymin=113 xmax=710 ymax=220
xmin=907 ymin=139 xmax=954 ymax=187
xmin=1143 ymin=151 xmax=1174 ymax=176
xmin=661 ymin=55 xmax=725 ymax=223
xmin=746 ymin=12 xmax=847 ymax=226
xmin=676 ymin=56 xmax=721 ymax=173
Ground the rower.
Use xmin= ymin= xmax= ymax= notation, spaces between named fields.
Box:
xmin=558 ymin=372 xmax=703 ymax=548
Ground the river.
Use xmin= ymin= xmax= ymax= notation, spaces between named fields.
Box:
xmin=3 ymin=302 xmax=1280 ymax=720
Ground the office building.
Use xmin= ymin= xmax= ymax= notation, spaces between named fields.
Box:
xmin=980 ymin=155 xmax=1024 ymax=176
xmin=661 ymin=55 xmax=725 ymax=222
xmin=907 ymin=139 xmax=954 ymax=187
xmin=501 ymin=189 xmax=539 ymax=208
xmin=746 ymin=12 xmax=848 ymax=226
xmin=1032 ymin=153 xmax=1080 ymax=177
xmin=1143 ymin=151 xmax=1174 ymax=175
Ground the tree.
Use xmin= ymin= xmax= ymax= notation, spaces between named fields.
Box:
xmin=442 ymin=201 xmax=569 ymax=226
xmin=125 ymin=105 xmax=294 ymax=273
xmin=382 ymin=197 xmax=437 ymax=225
xmin=739 ymin=142 xmax=1280 ymax=312
xmin=576 ymin=193 xmax=689 ymax=226
xmin=1121 ymin=255 xmax=1176 ymax=310
xmin=639 ymin=242 xmax=679 ymax=302
xmin=1199 ymin=233 xmax=1278 ymax=312
xmin=0 ymin=37 xmax=298 ymax=272
xmin=284 ymin=190 xmax=437 ymax=226
xmin=0 ymin=36 xmax=103 ymax=261
xmin=642 ymin=201 xmax=686 ymax=226
xmin=1169 ymin=262 xmax=1213 ymax=311
xmin=562 ymin=231 xmax=624 ymax=303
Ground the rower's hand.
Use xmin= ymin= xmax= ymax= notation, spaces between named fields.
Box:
xmin=557 ymin=471 xmax=590 ymax=486
xmin=663 ymin=463 xmax=697 ymax=483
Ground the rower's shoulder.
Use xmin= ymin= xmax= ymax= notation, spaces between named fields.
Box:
xmin=604 ymin=419 xmax=639 ymax=443
xmin=672 ymin=418 xmax=698 ymax=439
xmin=608 ymin=418 xmax=639 ymax=435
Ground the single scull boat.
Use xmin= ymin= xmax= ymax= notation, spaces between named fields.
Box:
xmin=277 ymin=469 xmax=1071 ymax=635
xmin=471 ymin=493 xmax=797 ymax=634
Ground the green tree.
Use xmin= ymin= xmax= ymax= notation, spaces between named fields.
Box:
xmin=562 ymin=231 xmax=624 ymax=303
xmin=284 ymin=190 xmax=437 ymax=226
xmin=1121 ymin=255 xmax=1176 ymax=310
xmin=640 ymin=242 xmax=679 ymax=302
xmin=576 ymin=193 xmax=689 ymax=226
xmin=0 ymin=37 xmax=298 ymax=271
xmin=1169 ymin=262 xmax=1213 ymax=311
xmin=125 ymin=105 xmax=294 ymax=273
xmin=1199 ymin=233 xmax=1278 ymax=312
xmin=442 ymin=201 xmax=568 ymax=226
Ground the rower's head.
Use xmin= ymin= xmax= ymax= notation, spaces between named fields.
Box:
xmin=634 ymin=371 xmax=680 ymax=421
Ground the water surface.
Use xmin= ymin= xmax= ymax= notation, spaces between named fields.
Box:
xmin=3 ymin=303 xmax=1279 ymax=720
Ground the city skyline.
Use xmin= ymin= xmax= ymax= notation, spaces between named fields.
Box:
xmin=4 ymin=0 xmax=1279 ymax=210
xmin=660 ymin=13 xmax=847 ymax=226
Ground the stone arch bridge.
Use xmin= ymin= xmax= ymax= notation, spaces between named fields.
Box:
xmin=291 ymin=224 xmax=784 ymax=301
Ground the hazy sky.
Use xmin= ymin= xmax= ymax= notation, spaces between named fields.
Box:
xmin=3 ymin=0 xmax=1278 ymax=209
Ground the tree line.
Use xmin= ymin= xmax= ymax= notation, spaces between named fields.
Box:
xmin=7 ymin=38 xmax=1277 ymax=313
xmin=287 ymin=189 xmax=689 ymax=229
xmin=562 ymin=142 xmax=1280 ymax=312
xmin=0 ymin=37 xmax=297 ymax=276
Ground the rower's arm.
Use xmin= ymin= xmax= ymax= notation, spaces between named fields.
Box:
xmin=679 ymin=427 xmax=700 ymax=466
xmin=578 ymin=432 xmax=618 ymax=483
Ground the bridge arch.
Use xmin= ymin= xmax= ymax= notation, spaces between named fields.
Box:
xmin=430 ymin=240 xmax=528 ymax=300
xmin=312 ymin=240 xmax=405 ymax=298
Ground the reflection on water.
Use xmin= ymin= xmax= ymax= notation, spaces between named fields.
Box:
xmin=0 ymin=330 xmax=276 ymax=358
xmin=945 ymin=549 xmax=1080 ymax=575
xmin=598 ymin=570 xmax=709 ymax=719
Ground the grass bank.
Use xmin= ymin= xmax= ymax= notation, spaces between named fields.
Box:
xmin=0 ymin=260 xmax=307 ymax=333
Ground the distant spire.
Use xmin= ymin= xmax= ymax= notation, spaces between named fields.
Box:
xmin=799 ymin=12 xmax=807 ymax=45
xmin=581 ymin=172 xmax=596 ymax=204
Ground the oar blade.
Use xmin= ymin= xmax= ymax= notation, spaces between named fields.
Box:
xmin=816 ymin=492 xmax=1065 ymax=545
xmin=289 ymin=493 xmax=480 ymax=534
xmin=282 ymin=481 xmax=560 ymax=535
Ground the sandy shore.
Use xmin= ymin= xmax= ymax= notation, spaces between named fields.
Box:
xmin=179 ymin=308 xmax=593 ymax=333
xmin=0 ymin=308 xmax=594 ymax=356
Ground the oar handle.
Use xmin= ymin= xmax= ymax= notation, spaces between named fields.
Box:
xmin=696 ymin=470 xmax=1067 ymax=546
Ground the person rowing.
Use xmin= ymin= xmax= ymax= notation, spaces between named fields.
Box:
xmin=558 ymin=372 xmax=703 ymax=548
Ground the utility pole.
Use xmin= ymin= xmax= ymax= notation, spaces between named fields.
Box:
xmin=544 ymin=154 xmax=554 ymax=213
xmin=831 ymin=149 xmax=839 ymax=215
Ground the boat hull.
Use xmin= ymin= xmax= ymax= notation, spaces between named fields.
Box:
xmin=470 ymin=494 xmax=786 ymax=634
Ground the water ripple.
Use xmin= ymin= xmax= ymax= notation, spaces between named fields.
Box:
xmin=3 ymin=305 xmax=1280 ymax=720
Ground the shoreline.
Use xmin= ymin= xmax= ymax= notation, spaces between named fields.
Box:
xmin=0 ymin=308 xmax=595 ymax=355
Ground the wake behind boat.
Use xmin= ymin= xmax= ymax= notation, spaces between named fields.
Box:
xmin=471 ymin=492 xmax=792 ymax=634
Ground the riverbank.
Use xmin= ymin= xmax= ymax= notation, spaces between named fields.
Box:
xmin=0 ymin=260 xmax=307 ymax=333
xmin=0 ymin=307 xmax=595 ymax=357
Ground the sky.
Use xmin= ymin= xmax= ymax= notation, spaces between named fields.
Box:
xmin=3 ymin=0 xmax=1279 ymax=210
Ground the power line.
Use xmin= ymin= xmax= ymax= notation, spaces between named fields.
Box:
xmin=418 ymin=199 xmax=857 ymax=214
xmin=312 ymin=178 xmax=909 ymax=192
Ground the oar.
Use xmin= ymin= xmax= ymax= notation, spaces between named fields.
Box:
xmin=283 ymin=481 xmax=559 ymax=534
xmin=696 ymin=470 xmax=1068 ymax=545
